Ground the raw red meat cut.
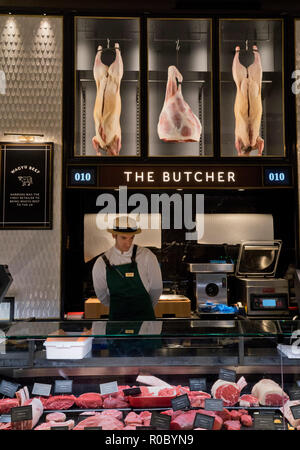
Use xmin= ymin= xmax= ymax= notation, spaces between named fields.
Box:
xmin=0 ymin=398 xmax=19 ymax=414
xmin=211 ymin=377 xmax=247 ymax=407
xmin=75 ymin=393 xmax=103 ymax=409
xmin=12 ymin=398 xmax=43 ymax=430
xmin=34 ymin=419 xmax=74 ymax=430
xmin=189 ymin=392 xmax=211 ymax=408
xmin=0 ymin=422 xmax=11 ymax=430
xmin=215 ymin=408 xmax=231 ymax=422
xmin=230 ymin=410 xmax=241 ymax=421
xmin=43 ymin=395 xmax=76 ymax=410
xmin=123 ymin=425 xmax=136 ymax=430
xmin=158 ymin=387 xmax=177 ymax=397
xmin=170 ymin=409 xmax=222 ymax=431
xmin=125 ymin=412 xmax=143 ymax=425
xmin=240 ymin=414 xmax=253 ymax=427
xmin=15 ymin=386 xmax=29 ymax=406
xmin=251 ymin=379 xmax=289 ymax=406
xmin=280 ymin=400 xmax=300 ymax=428
xmin=100 ymin=410 xmax=123 ymax=421
xmin=73 ymin=415 xmax=124 ymax=430
xmin=139 ymin=411 xmax=152 ymax=422
xmin=239 ymin=394 xmax=259 ymax=407
xmin=224 ymin=420 xmax=241 ymax=430
xmin=102 ymin=395 xmax=129 ymax=409
xmin=46 ymin=412 xmax=66 ymax=422
xmin=157 ymin=65 xmax=201 ymax=142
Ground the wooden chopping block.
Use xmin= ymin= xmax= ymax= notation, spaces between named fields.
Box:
xmin=84 ymin=298 xmax=109 ymax=319
xmin=155 ymin=295 xmax=191 ymax=318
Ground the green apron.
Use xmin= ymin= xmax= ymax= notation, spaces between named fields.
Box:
xmin=103 ymin=245 xmax=160 ymax=356
xmin=103 ymin=244 xmax=156 ymax=321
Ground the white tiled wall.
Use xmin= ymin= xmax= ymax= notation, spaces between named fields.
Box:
xmin=0 ymin=15 xmax=63 ymax=318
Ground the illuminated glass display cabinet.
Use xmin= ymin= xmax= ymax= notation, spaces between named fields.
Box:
xmin=74 ymin=17 xmax=141 ymax=157
xmin=147 ymin=18 xmax=213 ymax=158
xmin=219 ymin=19 xmax=285 ymax=157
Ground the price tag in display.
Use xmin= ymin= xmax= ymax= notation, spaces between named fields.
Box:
xmin=150 ymin=412 xmax=171 ymax=430
xmin=171 ymin=394 xmax=191 ymax=412
xmin=291 ymin=404 xmax=300 ymax=420
xmin=123 ymin=387 xmax=141 ymax=396
xmin=54 ymin=380 xmax=73 ymax=395
xmin=32 ymin=383 xmax=52 ymax=397
xmin=11 ymin=406 xmax=32 ymax=423
xmin=100 ymin=381 xmax=118 ymax=396
xmin=84 ymin=426 xmax=103 ymax=430
xmin=0 ymin=415 xmax=11 ymax=423
xmin=254 ymin=415 xmax=275 ymax=430
xmin=193 ymin=413 xmax=215 ymax=430
xmin=50 ymin=426 xmax=69 ymax=430
xmin=0 ymin=380 xmax=19 ymax=398
xmin=289 ymin=389 xmax=300 ymax=401
xmin=189 ymin=378 xmax=207 ymax=392
xmin=204 ymin=399 xmax=223 ymax=411
xmin=219 ymin=368 xmax=236 ymax=383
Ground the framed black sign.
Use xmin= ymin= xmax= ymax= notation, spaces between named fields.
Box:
xmin=0 ymin=143 xmax=53 ymax=229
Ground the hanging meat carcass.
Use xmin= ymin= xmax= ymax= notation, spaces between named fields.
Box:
xmin=157 ymin=65 xmax=202 ymax=143
xmin=92 ymin=43 xmax=123 ymax=156
xmin=232 ymin=45 xmax=264 ymax=156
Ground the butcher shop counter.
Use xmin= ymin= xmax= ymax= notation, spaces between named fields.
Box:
xmin=0 ymin=318 xmax=299 ymax=379
xmin=0 ymin=319 xmax=299 ymax=432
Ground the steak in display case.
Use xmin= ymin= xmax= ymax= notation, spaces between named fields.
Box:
xmin=0 ymin=319 xmax=299 ymax=431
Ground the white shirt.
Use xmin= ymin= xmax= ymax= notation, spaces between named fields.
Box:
xmin=92 ymin=244 xmax=163 ymax=307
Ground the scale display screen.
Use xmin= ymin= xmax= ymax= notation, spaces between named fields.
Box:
xmin=250 ymin=294 xmax=288 ymax=311
xmin=68 ymin=167 xmax=97 ymax=187
xmin=262 ymin=299 xmax=276 ymax=307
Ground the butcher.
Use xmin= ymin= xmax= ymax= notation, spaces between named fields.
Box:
xmin=92 ymin=216 xmax=163 ymax=321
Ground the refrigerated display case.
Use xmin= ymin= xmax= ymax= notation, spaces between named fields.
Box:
xmin=0 ymin=319 xmax=299 ymax=430
xmin=74 ymin=17 xmax=140 ymax=157
xmin=219 ymin=19 xmax=285 ymax=157
xmin=147 ymin=18 xmax=213 ymax=157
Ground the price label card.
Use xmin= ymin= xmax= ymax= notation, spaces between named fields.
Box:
xmin=254 ymin=415 xmax=275 ymax=430
xmin=219 ymin=368 xmax=236 ymax=383
xmin=150 ymin=412 xmax=171 ymax=430
xmin=189 ymin=378 xmax=207 ymax=392
xmin=204 ymin=399 xmax=223 ymax=411
xmin=54 ymin=380 xmax=73 ymax=395
xmin=171 ymin=394 xmax=191 ymax=412
xmin=123 ymin=387 xmax=141 ymax=396
xmin=84 ymin=426 xmax=103 ymax=430
xmin=289 ymin=389 xmax=300 ymax=401
xmin=32 ymin=383 xmax=52 ymax=397
xmin=291 ymin=404 xmax=300 ymax=420
xmin=11 ymin=406 xmax=32 ymax=423
xmin=50 ymin=426 xmax=69 ymax=430
xmin=100 ymin=381 xmax=118 ymax=396
xmin=0 ymin=380 xmax=19 ymax=398
xmin=0 ymin=414 xmax=11 ymax=423
xmin=139 ymin=321 xmax=163 ymax=335
xmin=193 ymin=413 xmax=215 ymax=430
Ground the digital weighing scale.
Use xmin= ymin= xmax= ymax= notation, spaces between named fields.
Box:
xmin=235 ymin=240 xmax=289 ymax=316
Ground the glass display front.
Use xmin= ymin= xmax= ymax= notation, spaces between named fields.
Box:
xmin=74 ymin=17 xmax=140 ymax=157
xmin=148 ymin=18 xmax=213 ymax=157
xmin=219 ymin=19 xmax=285 ymax=157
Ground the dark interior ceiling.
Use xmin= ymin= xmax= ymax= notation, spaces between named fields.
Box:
xmin=0 ymin=0 xmax=300 ymax=14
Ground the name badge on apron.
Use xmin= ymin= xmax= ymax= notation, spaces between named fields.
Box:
xmin=125 ymin=272 xmax=135 ymax=277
